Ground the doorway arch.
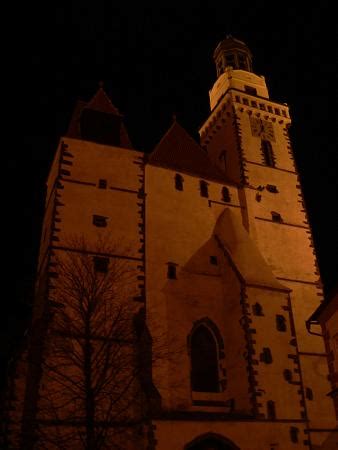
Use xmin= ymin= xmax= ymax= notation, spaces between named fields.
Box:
xmin=185 ymin=432 xmax=240 ymax=450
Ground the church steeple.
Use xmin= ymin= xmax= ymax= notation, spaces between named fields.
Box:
xmin=213 ymin=35 xmax=253 ymax=77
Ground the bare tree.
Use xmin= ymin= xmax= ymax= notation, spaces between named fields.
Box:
xmin=24 ymin=238 xmax=157 ymax=450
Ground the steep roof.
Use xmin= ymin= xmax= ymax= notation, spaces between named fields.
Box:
xmin=66 ymin=87 xmax=133 ymax=149
xmin=148 ymin=120 xmax=230 ymax=183
xmin=85 ymin=87 xmax=121 ymax=115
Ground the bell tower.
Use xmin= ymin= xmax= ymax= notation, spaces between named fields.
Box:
xmin=198 ymin=36 xmax=337 ymax=449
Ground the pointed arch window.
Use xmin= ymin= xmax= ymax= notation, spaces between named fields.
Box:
xmin=191 ymin=325 xmax=219 ymax=392
xmin=261 ymin=140 xmax=275 ymax=167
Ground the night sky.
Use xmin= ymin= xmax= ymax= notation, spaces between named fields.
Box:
xmin=2 ymin=4 xmax=337 ymax=382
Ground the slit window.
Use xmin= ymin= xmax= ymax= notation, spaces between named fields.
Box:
xmin=191 ymin=325 xmax=219 ymax=392
xmin=210 ymin=256 xmax=218 ymax=265
xmin=261 ymin=140 xmax=275 ymax=167
xmin=93 ymin=256 xmax=109 ymax=273
xmin=306 ymin=387 xmax=313 ymax=400
xmin=290 ymin=427 xmax=299 ymax=443
xmin=175 ymin=173 xmax=184 ymax=191
xmin=92 ymin=215 xmax=108 ymax=227
xmin=219 ymin=150 xmax=227 ymax=172
xmin=167 ymin=263 xmax=177 ymax=279
xmin=261 ymin=347 xmax=273 ymax=364
xmin=267 ymin=400 xmax=276 ymax=419
xmin=276 ymin=315 xmax=287 ymax=332
xmin=221 ymin=186 xmax=231 ymax=202
xmin=283 ymin=369 xmax=293 ymax=382
xmin=200 ymin=180 xmax=209 ymax=198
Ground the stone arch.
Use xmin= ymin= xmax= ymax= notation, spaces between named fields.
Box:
xmin=187 ymin=317 xmax=225 ymax=358
xmin=184 ymin=432 xmax=240 ymax=450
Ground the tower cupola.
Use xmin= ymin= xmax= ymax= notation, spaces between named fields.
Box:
xmin=213 ymin=35 xmax=253 ymax=77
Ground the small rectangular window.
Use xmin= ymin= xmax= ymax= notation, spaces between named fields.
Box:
xmin=93 ymin=256 xmax=109 ymax=273
xmin=210 ymin=256 xmax=218 ymax=265
xmin=252 ymin=303 xmax=264 ymax=316
xmin=274 ymin=108 xmax=281 ymax=115
xmin=260 ymin=347 xmax=273 ymax=364
xmin=290 ymin=427 xmax=299 ymax=443
xmin=235 ymin=95 xmax=241 ymax=103
xmin=251 ymin=101 xmax=257 ymax=108
xmin=267 ymin=105 xmax=273 ymax=113
xmin=93 ymin=215 xmax=108 ymax=227
xmin=175 ymin=174 xmax=184 ymax=191
xmin=267 ymin=400 xmax=276 ymax=419
xmin=200 ymin=180 xmax=209 ymax=198
xmin=276 ymin=315 xmax=287 ymax=331
xmin=167 ymin=263 xmax=177 ymax=279
xmin=282 ymin=110 xmax=287 ymax=117
xmin=259 ymin=103 xmax=266 ymax=111
xmin=271 ymin=212 xmax=282 ymax=223
xmin=98 ymin=179 xmax=107 ymax=189
xmin=244 ymin=86 xmax=257 ymax=96
xmin=242 ymin=98 xmax=249 ymax=106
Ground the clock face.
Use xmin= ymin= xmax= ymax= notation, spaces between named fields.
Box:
xmin=250 ymin=117 xmax=275 ymax=141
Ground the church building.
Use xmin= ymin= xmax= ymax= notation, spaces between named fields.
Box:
xmin=5 ymin=36 xmax=337 ymax=450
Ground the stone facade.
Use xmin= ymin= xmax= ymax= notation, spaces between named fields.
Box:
xmin=4 ymin=36 xmax=337 ymax=449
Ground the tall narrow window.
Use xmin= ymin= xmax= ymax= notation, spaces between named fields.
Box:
xmin=267 ymin=400 xmax=276 ymax=419
xmin=219 ymin=150 xmax=227 ymax=172
xmin=260 ymin=347 xmax=273 ymax=364
xmin=276 ymin=315 xmax=287 ymax=332
xmin=167 ymin=263 xmax=177 ymax=279
xmin=191 ymin=325 xmax=219 ymax=392
xmin=221 ymin=187 xmax=231 ymax=202
xmin=261 ymin=140 xmax=275 ymax=167
xmin=175 ymin=173 xmax=184 ymax=191
xmin=200 ymin=180 xmax=209 ymax=198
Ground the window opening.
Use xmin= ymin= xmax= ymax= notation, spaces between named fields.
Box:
xmin=98 ymin=179 xmax=107 ymax=189
xmin=175 ymin=173 xmax=184 ymax=191
xmin=276 ymin=315 xmax=287 ymax=331
xmin=261 ymin=140 xmax=275 ymax=167
xmin=271 ymin=211 xmax=283 ymax=223
xmin=191 ymin=325 xmax=219 ymax=392
xmin=244 ymin=85 xmax=257 ymax=96
xmin=92 ymin=215 xmax=107 ymax=227
xmin=200 ymin=180 xmax=209 ymax=198
xmin=167 ymin=263 xmax=177 ymax=279
xmin=210 ymin=256 xmax=218 ymax=265
xmin=267 ymin=400 xmax=276 ymax=419
xmin=252 ymin=303 xmax=264 ymax=316
xmin=93 ymin=256 xmax=109 ymax=273
xmin=261 ymin=347 xmax=273 ymax=364
xmin=221 ymin=186 xmax=231 ymax=202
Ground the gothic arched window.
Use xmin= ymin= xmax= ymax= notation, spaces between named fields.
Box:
xmin=261 ymin=140 xmax=275 ymax=167
xmin=191 ymin=325 xmax=219 ymax=392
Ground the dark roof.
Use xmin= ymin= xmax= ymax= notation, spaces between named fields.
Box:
xmin=85 ymin=87 xmax=121 ymax=115
xmin=66 ymin=88 xmax=133 ymax=149
xmin=148 ymin=120 xmax=231 ymax=184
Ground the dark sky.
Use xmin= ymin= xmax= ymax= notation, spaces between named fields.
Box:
xmin=2 ymin=4 xmax=337 ymax=381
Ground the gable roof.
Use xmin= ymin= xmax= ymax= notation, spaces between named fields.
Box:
xmin=85 ymin=87 xmax=121 ymax=115
xmin=148 ymin=120 xmax=230 ymax=183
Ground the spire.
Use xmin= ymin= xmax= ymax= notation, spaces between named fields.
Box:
xmin=213 ymin=36 xmax=253 ymax=77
